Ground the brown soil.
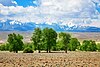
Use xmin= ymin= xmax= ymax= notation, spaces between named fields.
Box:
xmin=0 ymin=51 xmax=100 ymax=67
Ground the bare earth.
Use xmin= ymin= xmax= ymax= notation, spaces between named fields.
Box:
xmin=0 ymin=51 xmax=100 ymax=67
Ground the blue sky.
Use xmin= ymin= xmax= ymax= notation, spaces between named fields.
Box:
xmin=0 ymin=0 xmax=100 ymax=27
xmin=15 ymin=0 xmax=39 ymax=7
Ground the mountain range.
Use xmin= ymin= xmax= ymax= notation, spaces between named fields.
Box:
xmin=0 ymin=20 xmax=100 ymax=32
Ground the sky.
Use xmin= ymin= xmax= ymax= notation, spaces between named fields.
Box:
xmin=0 ymin=0 xmax=100 ymax=27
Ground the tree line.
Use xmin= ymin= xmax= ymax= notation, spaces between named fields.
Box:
xmin=0 ymin=27 xmax=100 ymax=53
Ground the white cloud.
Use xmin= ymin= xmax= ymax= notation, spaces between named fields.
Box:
xmin=0 ymin=0 xmax=100 ymax=27
xmin=11 ymin=1 xmax=17 ymax=5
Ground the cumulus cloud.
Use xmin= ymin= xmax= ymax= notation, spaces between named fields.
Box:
xmin=0 ymin=0 xmax=100 ymax=27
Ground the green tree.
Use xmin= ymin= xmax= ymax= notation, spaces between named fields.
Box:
xmin=7 ymin=33 xmax=24 ymax=53
xmin=59 ymin=32 xmax=71 ymax=53
xmin=68 ymin=38 xmax=80 ymax=51
xmin=31 ymin=28 xmax=42 ymax=53
xmin=88 ymin=40 xmax=97 ymax=51
xmin=80 ymin=40 xmax=97 ymax=51
xmin=80 ymin=40 xmax=89 ymax=51
xmin=42 ymin=28 xmax=57 ymax=53
xmin=56 ymin=40 xmax=64 ymax=51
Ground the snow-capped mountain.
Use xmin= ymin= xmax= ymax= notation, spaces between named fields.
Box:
xmin=0 ymin=20 xmax=100 ymax=32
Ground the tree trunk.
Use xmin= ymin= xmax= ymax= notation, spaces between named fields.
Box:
xmin=65 ymin=50 xmax=67 ymax=53
xmin=38 ymin=50 xmax=41 ymax=53
xmin=47 ymin=49 xmax=48 ymax=53
xmin=49 ymin=50 xmax=51 ymax=53
xmin=65 ymin=47 xmax=67 ymax=53
xmin=65 ymin=46 xmax=67 ymax=53
xmin=49 ymin=47 xmax=51 ymax=53
xmin=38 ymin=45 xmax=41 ymax=53
xmin=47 ymin=45 xmax=49 ymax=53
xmin=15 ymin=50 xmax=18 ymax=53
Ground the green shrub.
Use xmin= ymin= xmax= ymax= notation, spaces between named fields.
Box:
xmin=22 ymin=43 xmax=34 ymax=50
xmin=23 ymin=47 xmax=33 ymax=53
xmin=0 ymin=44 xmax=6 ymax=51
xmin=0 ymin=44 xmax=10 ymax=51
xmin=97 ymin=43 xmax=100 ymax=52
